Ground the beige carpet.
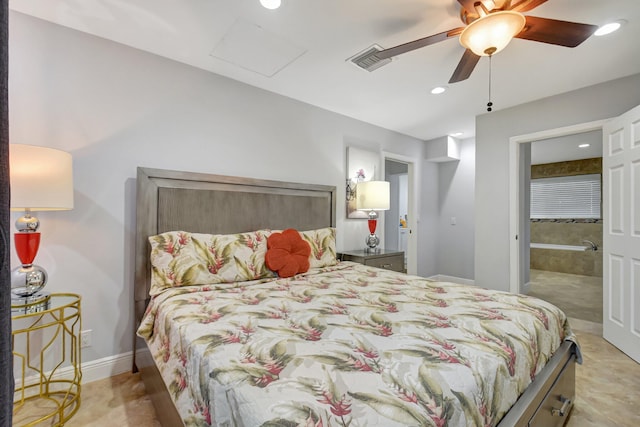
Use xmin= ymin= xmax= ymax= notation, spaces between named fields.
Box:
xmin=32 ymin=326 xmax=636 ymax=427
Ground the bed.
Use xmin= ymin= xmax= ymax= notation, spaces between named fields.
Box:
xmin=133 ymin=167 xmax=580 ymax=427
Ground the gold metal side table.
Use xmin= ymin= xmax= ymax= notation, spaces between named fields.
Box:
xmin=12 ymin=293 xmax=82 ymax=426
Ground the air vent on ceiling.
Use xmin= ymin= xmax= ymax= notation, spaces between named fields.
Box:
xmin=348 ymin=44 xmax=391 ymax=72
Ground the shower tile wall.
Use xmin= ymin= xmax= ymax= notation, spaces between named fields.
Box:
xmin=530 ymin=157 xmax=602 ymax=277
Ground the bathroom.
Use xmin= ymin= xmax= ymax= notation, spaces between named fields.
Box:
xmin=527 ymin=130 xmax=603 ymax=326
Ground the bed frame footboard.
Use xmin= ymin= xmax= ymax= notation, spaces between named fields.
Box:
xmin=139 ymin=340 xmax=577 ymax=427
xmin=497 ymin=340 xmax=577 ymax=427
xmin=137 ymin=344 xmax=185 ymax=427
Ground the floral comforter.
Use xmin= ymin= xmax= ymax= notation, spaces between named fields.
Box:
xmin=137 ymin=262 xmax=578 ymax=427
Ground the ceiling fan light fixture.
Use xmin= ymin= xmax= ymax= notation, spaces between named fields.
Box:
xmin=459 ymin=11 xmax=526 ymax=56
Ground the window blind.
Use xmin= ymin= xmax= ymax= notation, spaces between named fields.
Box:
xmin=530 ymin=174 xmax=601 ymax=219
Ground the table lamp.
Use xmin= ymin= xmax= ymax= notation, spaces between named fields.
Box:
xmin=356 ymin=180 xmax=390 ymax=252
xmin=9 ymin=144 xmax=74 ymax=307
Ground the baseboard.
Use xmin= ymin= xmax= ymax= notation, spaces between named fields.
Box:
xmin=567 ymin=317 xmax=603 ymax=336
xmin=427 ymin=274 xmax=475 ymax=286
xmin=15 ymin=351 xmax=135 ymax=390
xmin=81 ymin=351 xmax=135 ymax=384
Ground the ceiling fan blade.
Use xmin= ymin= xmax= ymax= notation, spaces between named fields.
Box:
xmin=516 ymin=16 xmax=598 ymax=47
xmin=376 ymin=28 xmax=464 ymax=60
xmin=509 ymin=0 xmax=548 ymax=12
xmin=449 ymin=49 xmax=481 ymax=83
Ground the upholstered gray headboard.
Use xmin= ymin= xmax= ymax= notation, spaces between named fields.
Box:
xmin=133 ymin=167 xmax=336 ymax=326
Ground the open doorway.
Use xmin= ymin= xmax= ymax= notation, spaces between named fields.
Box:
xmin=526 ymin=130 xmax=603 ymax=328
xmin=510 ymin=107 xmax=640 ymax=362
xmin=382 ymin=153 xmax=417 ymax=275
xmin=384 ymin=159 xmax=409 ymax=268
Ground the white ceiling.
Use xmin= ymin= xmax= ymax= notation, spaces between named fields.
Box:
xmin=9 ymin=0 xmax=640 ymax=141
xmin=531 ymin=129 xmax=602 ymax=165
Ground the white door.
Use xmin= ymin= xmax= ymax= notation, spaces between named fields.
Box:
xmin=602 ymin=104 xmax=640 ymax=363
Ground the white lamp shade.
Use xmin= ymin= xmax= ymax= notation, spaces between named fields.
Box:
xmin=459 ymin=11 xmax=526 ymax=56
xmin=356 ymin=181 xmax=390 ymax=211
xmin=10 ymin=144 xmax=74 ymax=211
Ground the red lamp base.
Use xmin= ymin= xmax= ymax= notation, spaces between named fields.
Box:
xmin=14 ymin=232 xmax=41 ymax=265
xmin=12 ymin=232 xmax=48 ymax=299
xmin=365 ymin=214 xmax=380 ymax=251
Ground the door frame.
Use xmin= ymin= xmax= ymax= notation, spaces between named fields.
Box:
xmin=382 ymin=151 xmax=418 ymax=275
xmin=508 ymin=119 xmax=608 ymax=294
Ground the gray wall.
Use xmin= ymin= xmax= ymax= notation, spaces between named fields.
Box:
xmin=520 ymin=144 xmax=531 ymax=287
xmin=475 ymin=73 xmax=640 ymax=291
xmin=9 ymin=12 xmax=426 ymax=366
xmin=436 ymin=138 xmax=475 ymax=279
xmin=415 ymin=138 xmax=476 ymax=280
xmin=417 ymin=160 xmax=439 ymax=277
xmin=385 ymin=173 xmax=400 ymax=250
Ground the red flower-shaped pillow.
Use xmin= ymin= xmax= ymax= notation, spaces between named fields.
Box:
xmin=265 ymin=229 xmax=311 ymax=278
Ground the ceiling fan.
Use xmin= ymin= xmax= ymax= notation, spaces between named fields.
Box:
xmin=375 ymin=0 xmax=599 ymax=84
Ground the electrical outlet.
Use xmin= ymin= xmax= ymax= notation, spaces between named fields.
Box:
xmin=80 ymin=330 xmax=92 ymax=348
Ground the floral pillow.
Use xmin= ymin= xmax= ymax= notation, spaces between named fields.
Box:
xmin=299 ymin=227 xmax=338 ymax=268
xmin=148 ymin=229 xmax=274 ymax=295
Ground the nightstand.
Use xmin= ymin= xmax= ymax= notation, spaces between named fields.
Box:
xmin=12 ymin=293 xmax=82 ymax=426
xmin=339 ymin=249 xmax=405 ymax=273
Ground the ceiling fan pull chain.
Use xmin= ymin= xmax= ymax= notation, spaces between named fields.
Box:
xmin=487 ymin=54 xmax=493 ymax=112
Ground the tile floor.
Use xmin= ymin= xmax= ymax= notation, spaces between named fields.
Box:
xmin=528 ymin=269 xmax=602 ymax=324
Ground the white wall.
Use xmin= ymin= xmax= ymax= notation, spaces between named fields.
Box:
xmin=8 ymin=12 xmax=426 ymax=365
xmin=436 ymin=138 xmax=475 ymax=280
xmin=475 ymin=73 xmax=640 ymax=291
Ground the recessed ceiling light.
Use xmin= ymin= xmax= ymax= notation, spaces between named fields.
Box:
xmin=431 ymin=86 xmax=447 ymax=95
xmin=578 ymin=143 xmax=590 ymax=148
xmin=595 ymin=20 xmax=625 ymax=36
xmin=260 ymin=0 xmax=281 ymax=10
xmin=450 ymin=132 xmax=463 ymax=137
